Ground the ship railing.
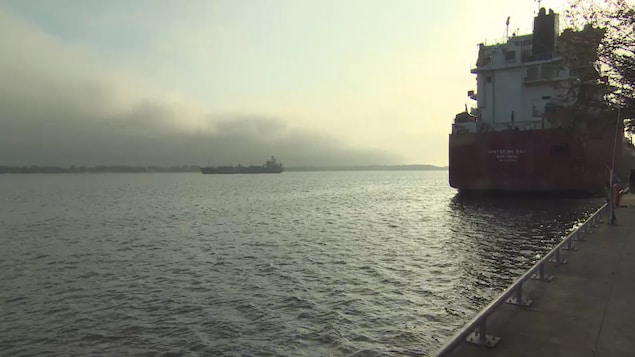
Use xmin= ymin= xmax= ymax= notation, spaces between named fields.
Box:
xmin=453 ymin=118 xmax=565 ymax=134
xmin=435 ymin=202 xmax=609 ymax=356
xmin=451 ymin=120 xmax=544 ymax=134
xmin=452 ymin=122 xmax=478 ymax=134
xmin=488 ymin=119 xmax=543 ymax=131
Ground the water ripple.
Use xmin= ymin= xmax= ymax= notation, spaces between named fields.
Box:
xmin=0 ymin=172 xmax=601 ymax=356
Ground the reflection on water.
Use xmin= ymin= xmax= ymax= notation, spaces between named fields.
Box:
xmin=0 ymin=171 xmax=603 ymax=356
xmin=445 ymin=194 xmax=601 ymax=305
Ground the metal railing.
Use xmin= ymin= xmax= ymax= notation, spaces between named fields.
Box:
xmin=435 ymin=203 xmax=608 ymax=356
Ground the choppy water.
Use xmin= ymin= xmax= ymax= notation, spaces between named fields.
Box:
xmin=0 ymin=171 xmax=601 ymax=356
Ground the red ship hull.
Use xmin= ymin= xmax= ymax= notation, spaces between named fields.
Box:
xmin=449 ymin=126 xmax=635 ymax=195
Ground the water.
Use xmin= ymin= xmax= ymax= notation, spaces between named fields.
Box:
xmin=0 ymin=171 xmax=602 ymax=356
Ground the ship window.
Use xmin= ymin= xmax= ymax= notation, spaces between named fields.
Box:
xmin=541 ymin=64 xmax=556 ymax=79
xmin=487 ymin=76 xmax=492 ymax=83
xmin=521 ymin=50 xmax=531 ymax=62
xmin=526 ymin=66 xmax=539 ymax=80
xmin=504 ymin=50 xmax=516 ymax=63
xmin=545 ymin=102 xmax=558 ymax=113
xmin=542 ymin=96 xmax=551 ymax=99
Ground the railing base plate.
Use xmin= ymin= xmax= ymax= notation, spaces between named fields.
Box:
xmin=505 ymin=296 xmax=534 ymax=307
xmin=531 ymin=273 xmax=554 ymax=281
xmin=466 ymin=331 xmax=501 ymax=348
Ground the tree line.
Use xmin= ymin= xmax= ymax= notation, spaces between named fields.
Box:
xmin=565 ymin=0 xmax=635 ymax=121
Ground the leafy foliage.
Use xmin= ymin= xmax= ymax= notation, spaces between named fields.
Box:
xmin=565 ymin=0 xmax=635 ymax=121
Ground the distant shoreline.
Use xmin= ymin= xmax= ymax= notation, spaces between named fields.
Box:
xmin=0 ymin=164 xmax=447 ymax=174
xmin=286 ymin=165 xmax=447 ymax=172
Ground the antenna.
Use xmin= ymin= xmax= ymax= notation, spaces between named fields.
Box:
xmin=535 ymin=0 xmax=542 ymax=10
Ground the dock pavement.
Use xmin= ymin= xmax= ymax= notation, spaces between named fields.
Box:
xmin=444 ymin=193 xmax=635 ymax=357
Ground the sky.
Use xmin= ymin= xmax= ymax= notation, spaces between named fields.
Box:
xmin=0 ymin=0 xmax=570 ymax=166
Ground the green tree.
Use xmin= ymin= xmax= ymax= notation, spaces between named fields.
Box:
xmin=565 ymin=0 xmax=635 ymax=119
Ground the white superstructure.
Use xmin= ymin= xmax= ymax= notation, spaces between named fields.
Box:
xmin=454 ymin=8 xmax=580 ymax=134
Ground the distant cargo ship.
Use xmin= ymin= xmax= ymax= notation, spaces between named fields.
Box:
xmin=200 ymin=156 xmax=284 ymax=174
xmin=449 ymin=7 xmax=635 ymax=195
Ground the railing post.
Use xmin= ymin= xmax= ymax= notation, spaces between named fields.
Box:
xmin=466 ymin=317 xmax=501 ymax=347
xmin=561 ymin=237 xmax=578 ymax=251
xmin=531 ymin=263 xmax=554 ymax=281
xmin=549 ymin=248 xmax=568 ymax=264
xmin=506 ymin=283 xmax=533 ymax=306
xmin=599 ymin=207 xmax=606 ymax=224
xmin=573 ymin=228 xmax=586 ymax=242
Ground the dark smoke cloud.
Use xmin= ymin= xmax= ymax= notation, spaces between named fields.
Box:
xmin=0 ymin=8 xmax=400 ymax=167
xmin=0 ymin=85 xmax=399 ymax=166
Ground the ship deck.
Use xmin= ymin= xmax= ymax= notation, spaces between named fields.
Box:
xmin=442 ymin=193 xmax=635 ymax=357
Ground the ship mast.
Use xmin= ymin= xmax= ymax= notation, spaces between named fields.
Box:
xmin=506 ymin=16 xmax=510 ymax=40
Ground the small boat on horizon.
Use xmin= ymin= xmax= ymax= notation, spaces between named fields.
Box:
xmin=200 ymin=156 xmax=284 ymax=174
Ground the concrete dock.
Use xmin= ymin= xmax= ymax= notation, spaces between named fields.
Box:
xmin=444 ymin=194 xmax=635 ymax=357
